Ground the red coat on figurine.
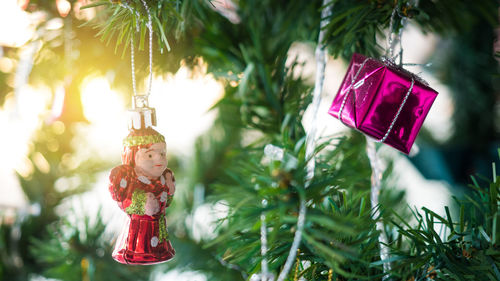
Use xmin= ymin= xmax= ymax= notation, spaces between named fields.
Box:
xmin=109 ymin=127 xmax=175 ymax=265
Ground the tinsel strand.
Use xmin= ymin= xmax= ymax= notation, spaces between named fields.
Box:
xmin=276 ymin=1 xmax=332 ymax=280
xmin=387 ymin=7 xmax=398 ymax=59
xmin=387 ymin=1 xmax=409 ymax=64
xmin=260 ymin=200 xmax=270 ymax=281
xmin=366 ymin=138 xmax=391 ymax=279
xmin=367 ymin=2 xmax=418 ymax=277
xmin=305 ymin=0 xmax=332 ymax=183
xmin=276 ymin=200 xmax=306 ymax=281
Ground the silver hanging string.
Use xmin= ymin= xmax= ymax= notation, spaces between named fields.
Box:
xmin=122 ymin=3 xmax=139 ymax=97
xmin=130 ymin=32 xmax=138 ymax=97
xmin=123 ymin=1 xmax=153 ymax=107
xmin=121 ymin=1 xmax=157 ymax=130
xmin=275 ymin=1 xmax=333 ymax=281
xmin=140 ymin=0 xmax=153 ymax=98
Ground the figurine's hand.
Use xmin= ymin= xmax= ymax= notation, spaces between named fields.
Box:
xmin=165 ymin=172 xmax=175 ymax=194
xmin=144 ymin=192 xmax=160 ymax=216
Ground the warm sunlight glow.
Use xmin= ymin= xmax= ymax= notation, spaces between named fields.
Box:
xmin=151 ymin=66 xmax=224 ymax=154
xmin=81 ymin=77 xmax=125 ymax=124
xmin=77 ymin=77 xmax=128 ymax=160
xmin=76 ymin=67 xmax=224 ymax=162
xmin=0 ymin=0 xmax=37 ymax=47
xmin=0 ymin=85 xmax=51 ymax=209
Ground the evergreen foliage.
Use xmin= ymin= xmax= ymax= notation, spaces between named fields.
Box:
xmin=388 ymin=158 xmax=500 ymax=280
xmin=0 ymin=0 xmax=497 ymax=281
xmin=0 ymin=122 xmax=111 ymax=280
xmin=30 ymin=209 xmax=152 ymax=281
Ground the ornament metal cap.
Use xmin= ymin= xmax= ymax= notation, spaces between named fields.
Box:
xmin=128 ymin=95 xmax=157 ymax=130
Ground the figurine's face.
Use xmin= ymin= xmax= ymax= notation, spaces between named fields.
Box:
xmin=134 ymin=142 xmax=167 ymax=179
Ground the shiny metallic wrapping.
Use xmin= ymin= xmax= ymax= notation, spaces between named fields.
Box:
xmin=328 ymin=53 xmax=438 ymax=154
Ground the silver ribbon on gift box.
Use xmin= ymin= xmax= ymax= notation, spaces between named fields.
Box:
xmin=338 ymin=55 xmax=419 ymax=143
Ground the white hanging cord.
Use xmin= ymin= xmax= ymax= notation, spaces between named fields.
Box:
xmin=387 ymin=2 xmax=415 ymax=65
xmin=260 ymin=200 xmax=271 ymax=281
xmin=386 ymin=4 xmax=406 ymax=65
xmin=366 ymin=138 xmax=392 ymax=280
xmin=386 ymin=7 xmax=398 ymax=60
xmin=276 ymin=200 xmax=306 ymax=281
xmin=367 ymin=4 xmax=401 ymax=279
xmin=304 ymin=0 xmax=331 ymax=183
xmin=275 ymin=1 xmax=333 ymax=281
xmin=397 ymin=20 xmax=404 ymax=66
xmin=368 ymin=1 xmax=419 ymax=278
xmin=397 ymin=0 xmax=421 ymax=65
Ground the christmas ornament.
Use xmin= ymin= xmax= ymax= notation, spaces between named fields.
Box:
xmin=328 ymin=53 xmax=438 ymax=154
xmin=108 ymin=0 xmax=175 ymax=265
xmin=108 ymin=98 xmax=175 ymax=265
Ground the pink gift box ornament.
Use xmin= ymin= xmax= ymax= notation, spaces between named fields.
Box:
xmin=328 ymin=53 xmax=438 ymax=154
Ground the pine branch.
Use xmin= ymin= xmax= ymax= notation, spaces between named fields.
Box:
xmin=205 ymin=130 xmax=390 ymax=278
xmin=387 ymin=162 xmax=500 ymax=280
xmin=82 ymin=0 xmax=184 ymax=53
xmin=321 ymin=0 xmax=498 ymax=59
xmin=30 ymin=208 xmax=152 ymax=281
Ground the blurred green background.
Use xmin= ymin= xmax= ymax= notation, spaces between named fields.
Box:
xmin=0 ymin=0 xmax=498 ymax=280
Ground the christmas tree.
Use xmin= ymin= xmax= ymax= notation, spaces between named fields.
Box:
xmin=0 ymin=0 xmax=498 ymax=280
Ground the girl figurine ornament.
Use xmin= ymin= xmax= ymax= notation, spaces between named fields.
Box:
xmin=108 ymin=102 xmax=176 ymax=265
xmin=108 ymin=0 xmax=175 ymax=264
